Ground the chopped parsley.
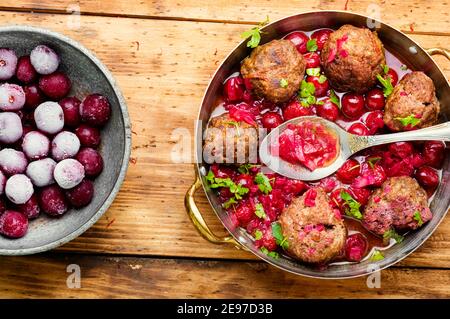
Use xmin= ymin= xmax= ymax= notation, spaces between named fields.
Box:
xmin=254 ymin=229 xmax=263 ymax=240
xmin=317 ymin=74 xmax=327 ymax=84
xmin=376 ymin=74 xmax=394 ymax=97
xmin=279 ymin=78 xmax=289 ymax=88
xmin=329 ymin=89 xmax=340 ymax=107
xmin=240 ymin=16 xmax=270 ymax=48
xmin=413 ymin=211 xmax=424 ymax=227
xmin=206 ymin=170 xmax=249 ymax=206
xmin=254 ymin=203 xmax=267 ymax=219
xmin=340 ymin=190 xmax=363 ymax=220
xmin=383 ymin=229 xmax=404 ymax=244
xmin=260 ymin=247 xmax=280 ymax=259
xmin=254 ymin=172 xmax=272 ymax=194
xmin=381 ymin=63 xmax=389 ymax=74
xmin=223 ymin=197 xmax=237 ymax=209
xmin=298 ymin=80 xmax=317 ymax=107
xmin=306 ymin=67 xmax=321 ymax=77
xmin=306 ymin=38 xmax=318 ymax=52
xmin=370 ymin=250 xmax=385 ymax=261
xmin=237 ymin=163 xmax=260 ymax=174
xmin=272 ymin=222 xmax=289 ymax=250
xmin=367 ymin=156 xmax=382 ymax=169
xmin=394 ymin=114 xmax=421 ymax=128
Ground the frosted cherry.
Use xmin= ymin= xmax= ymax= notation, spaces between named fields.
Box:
xmin=22 ymin=131 xmax=50 ymax=160
xmin=26 ymin=158 xmax=56 ymax=187
xmin=51 ymin=131 xmax=80 ymax=161
xmin=53 ymin=158 xmax=85 ymax=189
xmin=0 ymin=48 xmax=18 ymax=80
xmin=30 ymin=45 xmax=60 ymax=75
xmin=0 ymin=112 xmax=23 ymax=144
xmin=0 ymin=83 xmax=26 ymax=111
xmin=5 ymin=174 xmax=34 ymax=204
xmin=34 ymin=101 xmax=64 ymax=134
xmin=0 ymin=148 xmax=28 ymax=175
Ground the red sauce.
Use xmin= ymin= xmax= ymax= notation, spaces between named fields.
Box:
xmin=272 ymin=121 xmax=339 ymax=171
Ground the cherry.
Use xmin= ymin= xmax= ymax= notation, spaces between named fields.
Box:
xmin=365 ymin=88 xmax=385 ymax=111
xmin=80 ymin=94 xmax=111 ymax=127
xmin=303 ymin=52 xmax=321 ymax=68
xmin=65 ymin=179 xmax=94 ymax=208
xmin=261 ymin=112 xmax=283 ymax=130
xmin=23 ymin=84 xmax=44 ymax=110
xmin=341 ymin=93 xmax=365 ymax=119
xmin=223 ymin=76 xmax=245 ymax=103
xmin=306 ymin=75 xmax=329 ymax=97
xmin=423 ymin=141 xmax=445 ymax=169
xmin=311 ymin=29 xmax=334 ymax=50
xmin=386 ymin=68 xmax=398 ymax=86
xmin=39 ymin=185 xmax=69 ymax=216
xmin=345 ymin=233 xmax=368 ymax=262
xmin=415 ymin=165 xmax=439 ymax=192
xmin=336 ymin=159 xmax=361 ymax=184
xmin=39 ymin=71 xmax=71 ymax=100
xmin=75 ymin=124 xmax=101 ymax=148
xmin=76 ymin=147 xmax=103 ymax=177
xmin=348 ymin=123 xmax=369 ymax=136
xmin=284 ymin=31 xmax=309 ymax=54
xmin=16 ymin=56 xmax=37 ymax=84
xmin=364 ymin=111 xmax=385 ymax=134
xmin=16 ymin=194 xmax=40 ymax=219
xmin=282 ymin=99 xmax=314 ymax=120
xmin=316 ymin=98 xmax=339 ymax=122
xmin=388 ymin=142 xmax=414 ymax=159
xmin=59 ymin=97 xmax=81 ymax=128
xmin=0 ymin=210 xmax=28 ymax=238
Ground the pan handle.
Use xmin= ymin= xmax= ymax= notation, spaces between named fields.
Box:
xmin=185 ymin=174 xmax=243 ymax=248
xmin=426 ymin=47 xmax=450 ymax=61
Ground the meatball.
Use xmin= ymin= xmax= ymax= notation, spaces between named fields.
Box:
xmin=384 ymin=72 xmax=440 ymax=131
xmin=279 ymin=188 xmax=347 ymax=264
xmin=203 ymin=113 xmax=259 ymax=164
xmin=363 ymin=176 xmax=432 ymax=235
xmin=321 ymin=25 xmax=385 ymax=93
xmin=240 ymin=40 xmax=306 ymax=103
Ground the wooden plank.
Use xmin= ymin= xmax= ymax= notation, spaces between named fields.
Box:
xmin=0 ymin=11 xmax=449 ymax=267
xmin=0 ymin=0 xmax=449 ymax=35
xmin=0 ymin=255 xmax=449 ymax=298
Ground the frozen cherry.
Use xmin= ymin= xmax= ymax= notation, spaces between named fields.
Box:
xmin=261 ymin=112 xmax=283 ymax=130
xmin=51 ymin=131 xmax=80 ymax=161
xmin=22 ymin=131 xmax=50 ymax=160
xmin=30 ymin=45 xmax=60 ymax=75
xmin=306 ymin=75 xmax=329 ymax=97
xmin=364 ymin=111 xmax=385 ymax=134
xmin=283 ymin=99 xmax=314 ymax=120
xmin=16 ymin=194 xmax=40 ymax=219
xmin=5 ymin=174 xmax=34 ymax=204
xmin=423 ymin=141 xmax=445 ymax=169
xmin=365 ymin=88 xmax=385 ymax=111
xmin=0 ymin=170 xmax=6 ymax=195
xmin=0 ymin=48 xmax=18 ymax=80
xmin=348 ymin=123 xmax=369 ymax=136
xmin=386 ymin=68 xmax=398 ymax=86
xmin=76 ymin=148 xmax=103 ymax=177
xmin=345 ymin=233 xmax=368 ymax=262
xmin=0 ymin=112 xmax=23 ymax=144
xmin=303 ymin=52 xmax=321 ymax=68
xmin=24 ymin=84 xmax=44 ymax=110
xmin=310 ymin=29 xmax=334 ymax=50
xmin=75 ymin=124 xmax=101 ymax=148
xmin=65 ymin=179 xmax=94 ymax=208
xmin=39 ymin=185 xmax=68 ymax=216
xmin=285 ymin=31 xmax=309 ymax=54
xmin=80 ymin=94 xmax=111 ymax=126
xmin=341 ymin=93 xmax=365 ymax=119
xmin=0 ymin=148 xmax=28 ymax=175
xmin=336 ymin=159 xmax=361 ymax=184
xmin=0 ymin=83 xmax=26 ymax=111
xmin=34 ymin=101 xmax=64 ymax=134
xmin=415 ymin=165 xmax=439 ymax=192
xmin=59 ymin=97 xmax=81 ymax=127
xmin=223 ymin=76 xmax=245 ymax=102
xmin=0 ymin=210 xmax=28 ymax=238
xmin=388 ymin=142 xmax=414 ymax=159
xmin=316 ymin=98 xmax=339 ymax=122
xmin=16 ymin=56 xmax=37 ymax=84
xmin=39 ymin=71 xmax=71 ymax=100
xmin=26 ymin=158 xmax=56 ymax=187
xmin=54 ymin=158 xmax=85 ymax=189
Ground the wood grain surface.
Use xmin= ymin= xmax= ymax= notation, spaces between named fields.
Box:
xmin=0 ymin=1 xmax=448 ymax=298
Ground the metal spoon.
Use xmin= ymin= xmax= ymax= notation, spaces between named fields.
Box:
xmin=259 ymin=116 xmax=450 ymax=181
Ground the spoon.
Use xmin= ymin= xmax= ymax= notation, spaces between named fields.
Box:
xmin=259 ymin=116 xmax=450 ymax=181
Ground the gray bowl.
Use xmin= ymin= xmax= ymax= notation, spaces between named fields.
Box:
xmin=0 ymin=26 xmax=131 ymax=255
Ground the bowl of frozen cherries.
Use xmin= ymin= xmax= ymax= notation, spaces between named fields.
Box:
xmin=0 ymin=26 xmax=130 ymax=255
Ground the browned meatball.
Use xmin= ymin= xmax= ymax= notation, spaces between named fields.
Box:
xmin=279 ymin=188 xmax=346 ymax=264
xmin=363 ymin=176 xmax=432 ymax=236
xmin=203 ymin=113 xmax=260 ymax=164
xmin=383 ymin=72 xmax=440 ymax=131
xmin=321 ymin=25 xmax=385 ymax=93
xmin=240 ymin=39 xmax=306 ymax=103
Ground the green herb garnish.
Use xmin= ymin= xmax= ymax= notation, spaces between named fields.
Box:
xmin=254 ymin=203 xmax=267 ymax=219
xmin=261 ymin=247 xmax=280 ymax=259
xmin=254 ymin=172 xmax=272 ymax=194
xmin=381 ymin=63 xmax=389 ymax=74
xmin=237 ymin=163 xmax=260 ymax=174
xmin=306 ymin=67 xmax=321 ymax=77
xmin=413 ymin=211 xmax=424 ymax=227
xmin=240 ymin=16 xmax=270 ymax=48
xmin=254 ymin=229 xmax=263 ymax=240
xmin=298 ymin=80 xmax=317 ymax=107
xmin=394 ymin=114 xmax=421 ymax=128
xmin=279 ymin=78 xmax=288 ymax=88
xmin=317 ymin=74 xmax=327 ymax=84
xmin=383 ymin=229 xmax=404 ymax=244
xmin=376 ymin=74 xmax=394 ymax=97
xmin=306 ymin=38 xmax=318 ymax=52
xmin=370 ymin=250 xmax=385 ymax=261
xmin=367 ymin=156 xmax=382 ymax=169
xmin=340 ymin=190 xmax=363 ymax=220
xmin=329 ymin=89 xmax=340 ymax=107
xmin=223 ymin=197 xmax=237 ymax=209
xmin=206 ymin=171 xmax=249 ymax=204
xmin=272 ymin=223 xmax=289 ymax=250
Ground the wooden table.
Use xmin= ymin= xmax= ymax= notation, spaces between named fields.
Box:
xmin=0 ymin=0 xmax=449 ymax=298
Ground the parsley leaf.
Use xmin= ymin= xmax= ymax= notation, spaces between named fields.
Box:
xmin=254 ymin=172 xmax=272 ymax=194
xmin=261 ymin=247 xmax=280 ymax=259
xmin=413 ymin=211 xmax=424 ymax=227
xmin=329 ymin=89 xmax=340 ymax=108
xmin=381 ymin=64 xmax=389 ymax=74
xmin=306 ymin=67 xmax=321 ymax=77
xmin=237 ymin=163 xmax=260 ymax=174
xmin=340 ymin=190 xmax=363 ymax=220
xmin=240 ymin=16 xmax=270 ymax=48
xmin=383 ymin=229 xmax=404 ymax=244
xmin=298 ymin=80 xmax=317 ymax=107
xmin=376 ymin=74 xmax=394 ymax=97
xmin=206 ymin=170 xmax=249 ymax=205
xmin=272 ymin=223 xmax=289 ymax=250
xmin=367 ymin=156 xmax=381 ymax=169
xmin=223 ymin=197 xmax=237 ymax=209
xmin=370 ymin=250 xmax=385 ymax=261
xmin=254 ymin=203 xmax=267 ymax=219
xmin=279 ymin=78 xmax=288 ymax=88
xmin=394 ymin=115 xmax=421 ymax=128
xmin=254 ymin=229 xmax=263 ymax=240
xmin=318 ymin=74 xmax=327 ymax=84
xmin=306 ymin=38 xmax=318 ymax=52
